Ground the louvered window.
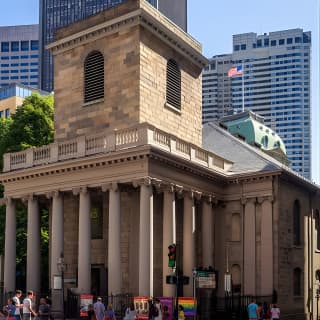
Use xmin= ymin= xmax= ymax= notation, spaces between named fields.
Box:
xmin=166 ymin=59 xmax=181 ymax=110
xmin=84 ymin=51 xmax=104 ymax=103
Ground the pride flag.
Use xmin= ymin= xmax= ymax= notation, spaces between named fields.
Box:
xmin=178 ymin=297 xmax=197 ymax=316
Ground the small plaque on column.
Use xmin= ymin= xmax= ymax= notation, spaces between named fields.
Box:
xmin=53 ymin=275 xmax=62 ymax=290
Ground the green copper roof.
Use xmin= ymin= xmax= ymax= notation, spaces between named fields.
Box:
xmin=219 ymin=111 xmax=286 ymax=154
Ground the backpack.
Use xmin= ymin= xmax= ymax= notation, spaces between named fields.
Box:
xmin=151 ymin=304 xmax=159 ymax=317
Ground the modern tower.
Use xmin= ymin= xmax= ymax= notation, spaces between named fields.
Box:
xmin=39 ymin=0 xmax=187 ymax=92
xmin=0 ymin=25 xmax=39 ymax=88
xmin=202 ymin=28 xmax=312 ymax=179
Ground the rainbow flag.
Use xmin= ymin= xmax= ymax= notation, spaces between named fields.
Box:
xmin=178 ymin=297 xmax=197 ymax=316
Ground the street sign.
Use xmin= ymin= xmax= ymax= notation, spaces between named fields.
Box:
xmin=195 ymin=271 xmax=216 ymax=289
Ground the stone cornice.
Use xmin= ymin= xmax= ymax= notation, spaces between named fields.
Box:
xmin=46 ymin=6 xmax=208 ymax=69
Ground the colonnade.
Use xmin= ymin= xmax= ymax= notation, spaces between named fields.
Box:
xmin=3 ymin=179 xmax=215 ymax=297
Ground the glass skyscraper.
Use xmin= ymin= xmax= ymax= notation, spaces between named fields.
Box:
xmin=0 ymin=25 xmax=39 ymax=88
xmin=39 ymin=0 xmax=187 ymax=92
xmin=202 ymin=29 xmax=312 ymax=179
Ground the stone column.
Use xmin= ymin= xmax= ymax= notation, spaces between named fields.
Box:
xmin=4 ymin=197 xmax=16 ymax=293
xmin=107 ymin=183 xmax=121 ymax=295
xmin=202 ymin=198 xmax=214 ymax=268
xmin=77 ymin=188 xmax=91 ymax=293
xmin=243 ymin=198 xmax=256 ymax=295
xmin=260 ymin=197 xmax=273 ymax=295
xmin=183 ymin=192 xmax=195 ymax=296
xmin=27 ymin=195 xmax=41 ymax=292
xmin=138 ymin=180 xmax=153 ymax=296
xmin=162 ymin=187 xmax=175 ymax=297
xmin=50 ymin=192 xmax=64 ymax=287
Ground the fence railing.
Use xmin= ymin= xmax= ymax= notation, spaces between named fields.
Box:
xmin=3 ymin=123 xmax=233 ymax=173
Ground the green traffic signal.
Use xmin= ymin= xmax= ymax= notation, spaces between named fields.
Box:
xmin=168 ymin=244 xmax=176 ymax=268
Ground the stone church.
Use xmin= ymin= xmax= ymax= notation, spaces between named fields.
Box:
xmin=1 ymin=0 xmax=320 ymax=319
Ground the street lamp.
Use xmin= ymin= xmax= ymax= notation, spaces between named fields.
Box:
xmin=57 ymin=252 xmax=67 ymax=318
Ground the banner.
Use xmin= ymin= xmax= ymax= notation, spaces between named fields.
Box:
xmin=158 ymin=297 xmax=174 ymax=320
xmin=178 ymin=297 xmax=196 ymax=317
xmin=80 ymin=294 xmax=93 ymax=317
xmin=134 ymin=296 xmax=149 ymax=320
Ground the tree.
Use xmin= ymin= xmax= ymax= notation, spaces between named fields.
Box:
xmin=5 ymin=93 xmax=54 ymax=152
xmin=0 ymin=92 xmax=54 ymax=292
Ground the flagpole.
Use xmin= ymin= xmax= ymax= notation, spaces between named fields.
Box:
xmin=242 ymin=63 xmax=244 ymax=112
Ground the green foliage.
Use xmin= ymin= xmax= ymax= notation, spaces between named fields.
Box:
xmin=0 ymin=93 xmax=54 ymax=291
xmin=6 ymin=93 xmax=54 ymax=152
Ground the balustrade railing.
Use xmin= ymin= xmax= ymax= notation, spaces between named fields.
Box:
xmin=3 ymin=123 xmax=232 ymax=173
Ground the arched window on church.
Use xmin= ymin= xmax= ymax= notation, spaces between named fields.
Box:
xmin=166 ymin=59 xmax=181 ymax=110
xmin=84 ymin=51 xmax=104 ymax=104
xmin=293 ymin=268 xmax=302 ymax=296
xmin=293 ymin=200 xmax=301 ymax=246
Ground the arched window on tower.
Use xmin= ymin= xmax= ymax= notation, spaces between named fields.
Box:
xmin=84 ymin=51 xmax=104 ymax=104
xmin=293 ymin=200 xmax=301 ymax=246
xmin=166 ymin=59 xmax=181 ymax=110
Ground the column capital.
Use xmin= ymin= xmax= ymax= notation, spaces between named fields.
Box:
xmin=203 ymin=194 xmax=216 ymax=205
xmin=175 ymin=185 xmax=184 ymax=198
xmin=22 ymin=194 xmax=35 ymax=203
xmin=45 ymin=190 xmax=61 ymax=199
xmin=4 ymin=196 xmax=13 ymax=206
xmin=257 ymin=195 xmax=274 ymax=204
xmin=133 ymin=177 xmax=152 ymax=188
xmin=241 ymin=197 xmax=257 ymax=205
xmin=101 ymin=182 xmax=118 ymax=192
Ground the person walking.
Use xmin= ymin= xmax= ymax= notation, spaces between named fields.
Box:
xmin=93 ymin=297 xmax=105 ymax=320
xmin=104 ymin=305 xmax=116 ymax=320
xmin=178 ymin=305 xmax=185 ymax=320
xmin=123 ymin=303 xmax=137 ymax=320
xmin=12 ymin=290 xmax=22 ymax=320
xmin=4 ymin=298 xmax=16 ymax=320
xmin=270 ymin=304 xmax=280 ymax=320
xmin=247 ymin=299 xmax=258 ymax=320
xmin=38 ymin=298 xmax=50 ymax=320
xmin=22 ymin=291 xmax=37 ymax=320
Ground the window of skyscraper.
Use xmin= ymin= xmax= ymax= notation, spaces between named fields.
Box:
xmin=295 ymin=37 xmax=302 ymax=43
xmin=11 ymin=42 xmax=19 ymax=52
xmin=257 ymin=39 xmax=262 ymax=48
xmin=279 ymin=39 xmax=285 ymax=45
xmin=264 ymin=39 xmax=269 ymax=46
xmin=1 ymin=42 xmax=9 ymax=52
xmin=21 ymin=41 xmax=29 ymax=51
xmin=234 ymin=45 xmax=240 ymax=51
xmin=30 ymin=40 xmax=39 ymax=51
xmin=241 ymin=44 xmax=246 ymax=50
xmin=287 ymin=38 xmax=293 ymax=44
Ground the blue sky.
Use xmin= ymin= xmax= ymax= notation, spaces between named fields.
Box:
xmin=0 ymin=0 xmax=319 ymax=182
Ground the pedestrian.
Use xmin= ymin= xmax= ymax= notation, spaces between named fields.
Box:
xmin=257 ymin=302 xmax=263 ymax=320
xmin=247 ymin=299 xmax=258 ymax=320
xmin=4 ymin=298 xmax=16 ymax=320
xmin=22 ymin=291 xmax=37 ymax=320
xmin=87 ymin=304 xmax=95 ymax=320
xmin=270 ymin=304 xmax=280 ymax=320
xmin=12 ymin=290 xmax=22 ymax=320
xmin=262 ymin=302 xmax=270 ymax=319
xmin=178 ymin=305 xmax=185 ymax=320
xmin=38 ymin=298 xmax=50 ymax=320
xmin=123 ymin=303 xmax=137 ymax=320
xmin=162 ymin=305 xmax=169 ymax=320
xmin=93 ymin=297 xmax=105 ymax=320
xmin=152 ymin=299 xmax=162 ymax=320
xmin=105 ymin=305 xmax=116 ymax=320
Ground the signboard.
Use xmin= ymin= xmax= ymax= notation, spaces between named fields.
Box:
xmin=134 ymin=296 xmax=149 ymax=320
xmin=178 ymin=297 xmax=196 ymax=317
xmin=80 ymin=294 xmax=93 ymax=317
xmin=158 ymin=297 xmax=174 ymax=320
xmin=196 ymin=271 xmax=216 ymax=289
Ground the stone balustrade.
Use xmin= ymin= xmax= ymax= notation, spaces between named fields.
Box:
xmin=3 ymin=123 xmax=233 ymax=173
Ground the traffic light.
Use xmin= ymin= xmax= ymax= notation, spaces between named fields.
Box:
xmin=168 ymin=244 xmax=176 ymax=268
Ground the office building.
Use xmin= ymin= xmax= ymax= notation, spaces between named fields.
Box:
xmin=39 ymin=0 xmax=187 ymax=92
xmin=202 ymin=29 xmax=311 ymax=179
xmin=0 ymin=83 xmax=49 ymax=118
xmin=0 ymin=25 xmax=39 ymax=88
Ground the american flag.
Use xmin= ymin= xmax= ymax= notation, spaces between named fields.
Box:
xmin=228 ymin=65 xmax=243 ymax=77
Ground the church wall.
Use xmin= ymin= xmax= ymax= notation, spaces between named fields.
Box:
xmin=139 ymin=29 xmax=203 ymax=146
xmin=53 ymin=26 xmax=141 ymax=141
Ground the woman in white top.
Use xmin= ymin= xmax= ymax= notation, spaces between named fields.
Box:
xmin=123 ymin=303 xmax=137 ymax=320
xmin=270 ymin=304 xmax=280 ymax=320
